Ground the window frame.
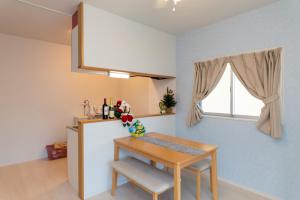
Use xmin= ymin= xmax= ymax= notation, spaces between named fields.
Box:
xmin=201 ymin=64 xmax=261 ymax=121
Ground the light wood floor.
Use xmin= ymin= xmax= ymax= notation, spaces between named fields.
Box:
xmin=0 ymin=158 xmax=78 ymax=200
xmin=0 ymin=158 xmax=271 ymax=200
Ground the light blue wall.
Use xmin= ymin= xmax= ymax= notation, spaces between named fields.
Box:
xmin=176 ymin=0 xmax=300 ymax=199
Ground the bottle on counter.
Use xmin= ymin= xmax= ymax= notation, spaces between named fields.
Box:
xmin=109 ymin=97 xmax=115 ymax=119
xmin=102 ymin=98 xmax=109 ymax=119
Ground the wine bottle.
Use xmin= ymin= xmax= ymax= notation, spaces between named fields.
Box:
xmin=109 ymin=97 xmax=115 ymax=119
xmin=102 ymin=98 xmax=109 ymax=119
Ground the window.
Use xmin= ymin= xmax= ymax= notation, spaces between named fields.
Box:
xmin=202 ymin=63 xmax=264 ymax=118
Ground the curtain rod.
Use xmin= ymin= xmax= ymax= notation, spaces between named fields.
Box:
xmin=194 ymin=47 xmax=283 ymax=64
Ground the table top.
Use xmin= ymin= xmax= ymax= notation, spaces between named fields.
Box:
xmin=114 ymin=132 xmax=217 ymax=168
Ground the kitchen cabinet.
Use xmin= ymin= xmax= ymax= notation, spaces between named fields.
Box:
xmin=72 ymin=3 xmax=176 ymax=79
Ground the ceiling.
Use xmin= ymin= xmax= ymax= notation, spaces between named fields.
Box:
xmin=0 ymin=0 xmax=79 ymax=45
xmin=0 ymin=0 xmax=278 ymax=45
xmin=87 ymin=0 xmax=278 ymax=35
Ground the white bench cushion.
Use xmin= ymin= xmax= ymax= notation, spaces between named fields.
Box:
xmin=191 ymin=159 xmax=211 ymax=171
xmin=112 ymin=157 xmax=173 ymax=193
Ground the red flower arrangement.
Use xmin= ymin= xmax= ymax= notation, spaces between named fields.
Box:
xmin=115 ymin=100 xmax=134 ymax=127
xmin=121 ymin=113 xmax=134 ymax=127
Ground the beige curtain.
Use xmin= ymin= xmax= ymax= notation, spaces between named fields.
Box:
xmin=187 ymin=57 xmax=228 ymax=127
xmin=229 ymin=48 xmax=282 ymax=138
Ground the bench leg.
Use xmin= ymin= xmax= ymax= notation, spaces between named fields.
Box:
xmin=196 ymin=171 xmax=201 ymax=200
xmin=111 ymin=168 xmax=118 ymax=196
xmin=150 ymin=160 xmax=157 ymax=168
xmin=163 ymin=165 xmax=169 ymax=173
xmin=153 ymin=193 xmax=158 ymax=200
xmin=209 ymin=167 xmax=213 ymax=193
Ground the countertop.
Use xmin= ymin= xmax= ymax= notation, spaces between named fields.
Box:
xmin=66 ymin=113 xmax=175 ymax=132
xmin=78 ymin=113 xmax=175 ymax=124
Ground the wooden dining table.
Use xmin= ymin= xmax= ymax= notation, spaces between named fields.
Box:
xmin=113 ymin=132 xmax=218 ymax=200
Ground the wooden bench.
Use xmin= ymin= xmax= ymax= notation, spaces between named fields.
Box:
xmin=111 ymin=157 xmax=173 ymax=200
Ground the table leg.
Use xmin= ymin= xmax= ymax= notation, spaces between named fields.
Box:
xmin=114 ymin=144 xmax=119 ymax=161
xmin=211 ymin=150 xmax=218 ymax=200
xmin=174 ymin=165 xmax=181 ymax=200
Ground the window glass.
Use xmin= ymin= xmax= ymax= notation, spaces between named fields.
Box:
xmin=202 ymin=64 xmax=231 ymax=114
xmin=232 ymin=73 xmax=264 ymax=116
xmin=202 ymin=63 xmax=264 ymax=117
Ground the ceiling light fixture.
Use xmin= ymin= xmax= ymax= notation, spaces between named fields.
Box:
xmin=108 ymin=71 xmax=130 ymax=79
xmin=166 ymin=0 xmax=182 ymax=12
xmin=77 ymin=69 xmax=108 ymax=76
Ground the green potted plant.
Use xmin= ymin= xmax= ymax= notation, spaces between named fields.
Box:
xmin=160 ymin=87 xmax=177 ymax=114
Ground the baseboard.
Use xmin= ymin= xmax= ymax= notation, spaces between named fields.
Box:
xmin=202 ymin=173 xmax=280 ymax=200
xmin=0 ymin=156 xmax=48 ymax=168
xmin=86 ymin=167 xmax=280 ymax=200
xmin=84 ymin=177 xmax=128 ymax=199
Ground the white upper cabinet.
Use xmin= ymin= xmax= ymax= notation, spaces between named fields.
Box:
xmin=71 ymin=3 xmax=176 ymax=78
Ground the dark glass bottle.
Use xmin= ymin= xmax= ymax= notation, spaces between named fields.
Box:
xmin=102 ymin=98 xmax=109 ymax=119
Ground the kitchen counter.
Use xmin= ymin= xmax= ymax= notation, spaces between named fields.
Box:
xmin=67 ymin=113 xmax=176 ymax=199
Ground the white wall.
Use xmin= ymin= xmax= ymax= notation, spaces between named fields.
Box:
xmin=176 ymin=0 xmax=300 ymax=199
xmin=0 ymin=33 xmax=121 ymax=166
xmin=0 ymin=33 xmax=175 ymax=166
